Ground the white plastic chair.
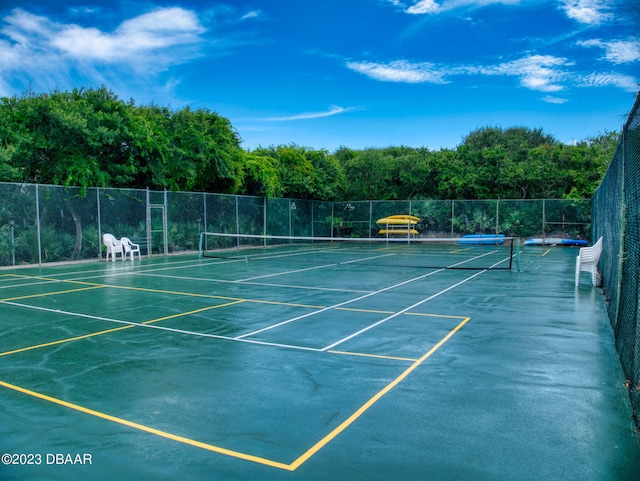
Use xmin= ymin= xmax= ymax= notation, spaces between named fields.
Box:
xmin=103 ymin=233 xmax=124 ymax=262
xmin=575 ymin=236 xmax=603 ymax=286
xmin=121 ymin=237 xmax=141 ymax=261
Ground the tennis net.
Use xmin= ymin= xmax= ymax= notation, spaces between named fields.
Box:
xmin=199 ymin=232 xmax=519 ymax=270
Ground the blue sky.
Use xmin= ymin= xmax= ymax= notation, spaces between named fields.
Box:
xmin=0 ymin=0 xmax=638 ymax=151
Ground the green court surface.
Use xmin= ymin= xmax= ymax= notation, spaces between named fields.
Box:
xmin=0 ymin=244 xmax=639 ymax=481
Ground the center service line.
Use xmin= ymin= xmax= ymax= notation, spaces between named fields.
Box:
xmin=321 ymin=269 xmax=487 ymax=351
xmin=236 ymin=248 xmax=496 ymax=341
xmin=233 ymin=268 xmax=445 ymax=340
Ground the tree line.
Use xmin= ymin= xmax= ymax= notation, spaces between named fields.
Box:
xmin=0 ymin=86 xmax=617 ymax=200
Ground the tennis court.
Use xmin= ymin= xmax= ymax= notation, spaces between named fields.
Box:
xmin=1 ymin=240 xmax=639 ymax=481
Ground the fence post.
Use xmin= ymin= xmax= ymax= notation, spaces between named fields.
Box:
xmin=450 ymin=201 xmax=454 ymax=238
xmin=97 ymin=188 xmax=102 ymax=259
xmin=146 ymin=188 xmax=150 ymax=256
xmin=542 ymin=199 xmax=546 ymax=241
xmin=202 ymin=191 xmax=207 ymax=234
xmin=163 ymin=189 xmax=169 ymax=255
xmin=9 ymin=217 xmax=15 ymax=266
xmin=35 ymin=184 xmax=42 ymax=265
xmin=235 ymin=195 xmax=240 ymax=247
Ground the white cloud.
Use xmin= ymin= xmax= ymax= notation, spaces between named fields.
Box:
xmin=346 ymin=54 xmax=613 ymax=95
xmin=405 ymin=0 xmax=441 ymax=14
xmin=0 ymin=7 xmax=206 ymax=96
xmin=264 ymin=106 xmax=354 ymax=121
xmin=577 ymin=72 xmax=638 ymax=92
xmin=401 ymin=0 xmax=520 ymax=15
xmin=560 ymin=0 xmax=613 ymax=25
xmin=474 ymin=55 xmax=571 ymax=92
xmin=578 ymin=39 xmax=640 ymax=64
xmin=51 ymin=8 xmax=205 ymax=62
xmin=347 ymin=53 xmax=637 ymax=94
xmin=542 ymin=95 xmax=568 ymax=104
xmin=346 ymin=60 xmax=449 ymax=83
xmin=241 ymin=11 xmax=261 ymax=21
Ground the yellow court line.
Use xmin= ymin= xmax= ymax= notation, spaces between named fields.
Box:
xmin=0 ymin=325 xmax=136 ymax=357
xmin=9 ymin=274 xmax=244 ymax=300
xmin=84 ymin=279 xmax=324 ymax=308
xmin=542 ymin=248 xmax=552 ymax=256
xmin=0 ymin=301 xmax=245 ymax=358
xmin=140 ymin=300 xmax=245 ymax=324
xmin=1 ymin=273 xmax=465 ymax=319
xmin=288 ymin=316 xmax=472 ymax=470
xmin=402 ymin=312 xmax=469 ymax=319
xmin=7 ymin=274 xmax=327 ymax=309
xmin=0 ymin=379 xmax=291 ymax=471
xmin=1 ymin=285 xmax=106 ymax=302
xmin=0 ymin=316 xmax=471 ymax=471
xmin=2 ymin=274 xmax=102 ymax=287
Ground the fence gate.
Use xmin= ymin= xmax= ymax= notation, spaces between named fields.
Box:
xmin=146 ymin=189 xmax=168 ymax=256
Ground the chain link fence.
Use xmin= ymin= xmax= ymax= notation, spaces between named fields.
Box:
xmin=592 ymin=92 xmax=640 ymax=428
xmin=0 ymin=182 xmax=590 ymax=267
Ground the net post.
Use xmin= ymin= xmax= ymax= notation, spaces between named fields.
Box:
xmin=516 ymin=237 xmax=521 ymax=272
xmin=198 ymin=232 xmax=203 ymax=258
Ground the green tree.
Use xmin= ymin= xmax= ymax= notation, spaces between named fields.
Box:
xmin=0 ymin=87 xmax=139 ymax=190
xmin=169 ymin=107 xmax=244 ymax=193
xmin=340 ymin=148 xmax=386 ymax=200
xmin=455 ymin=126 xmax=560 ymax=199
xmin=127 ymin=103 xmax=172 ymax=189
xmin=432 ymin=149 xmax=476 ymax=199
xmin=0 ymin=87 xmax=246 ymax=194
xmin=305 ymin=148 xmax=345 ymax=200
xmin=0 ymin=87 xmax=616 ymax=202
xmin=241 ymin=152 xmax=282 ymax=197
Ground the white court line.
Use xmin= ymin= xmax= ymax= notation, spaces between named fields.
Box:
xmin=0 ymin=245 xmax=340 ymax=289
xmin=1 ymin=261 xmax=480 ymax=353
xmin=0 ymin=257 xmax=237 ymax=290
xmin=338 ymin=253 xmax=395 ymax=265
xmin=234 ymin=280 xmax=369 ymax=293
xmin=136 ymin=272 xmax=370 ymax=294
xmin=322 ymin=254 xmax=514 ymax=351
xmin=237 ymin=263 xmax=339 ymax=282
xmin=321 ymin=270 xmax=486 ymax=351
xmin=1 ymin=256 xmax=210 ymax=279
xmin=130 ymin=251 xmax=394 ymax=291
xmin=0 ymin=254 xmax=374 ymax=300
xmin=70 ymin=258 xmax=245 ymax=282
xmin=234 ymin=269 xmax=445 ymax=340
xmin=236 ymin=250 xmax=509 ymax=341
xmin=206 ymin=245 xmax=339 ymax=263
xmin=0 ymin=300 xmax=323 ymax=353
xmin=235 ymin=253 xmax=394 ymax=282
xmin=0 ymin=253 xmax=513 ymax=355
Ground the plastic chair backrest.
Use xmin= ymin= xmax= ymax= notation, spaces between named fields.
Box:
xmin=579 ymin=237 xmax=602 ymax=263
